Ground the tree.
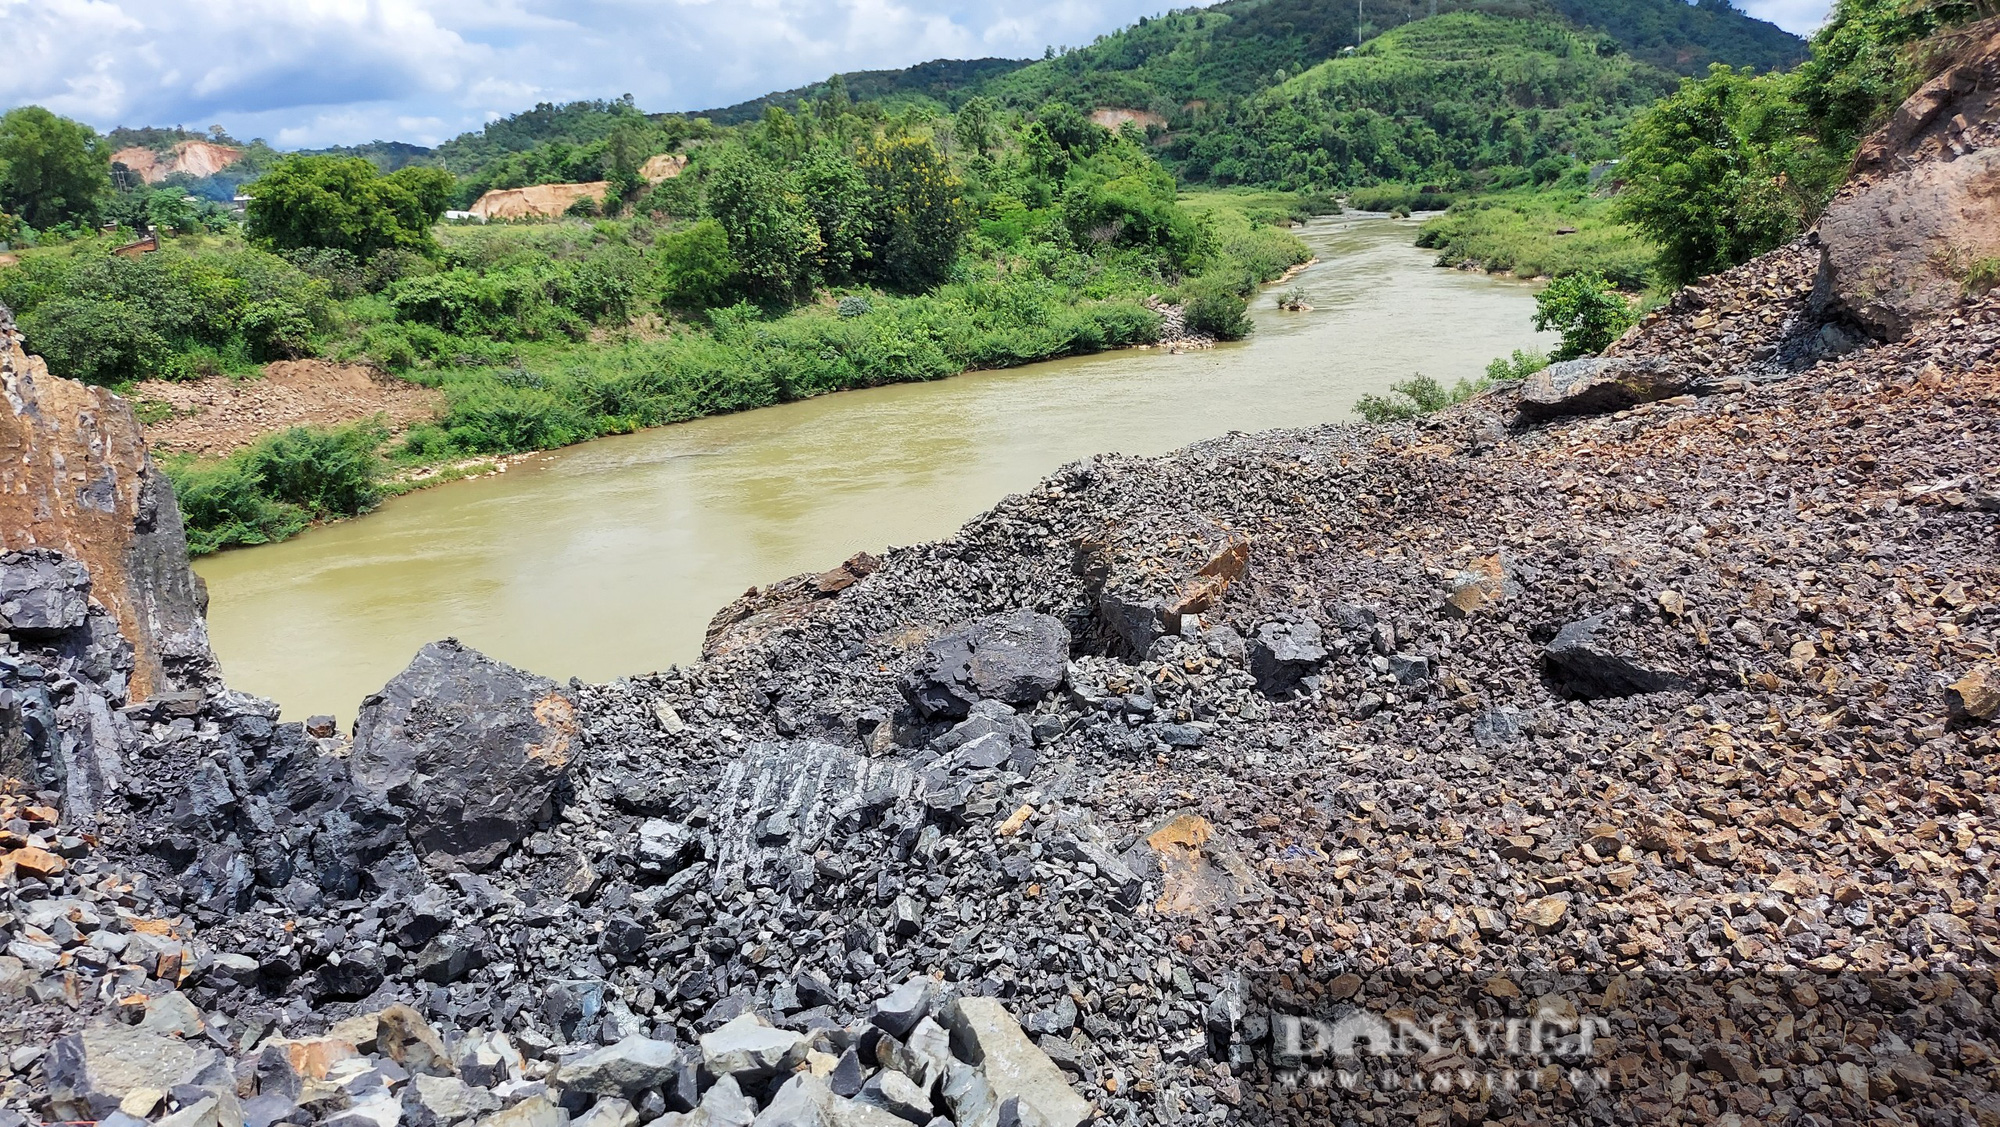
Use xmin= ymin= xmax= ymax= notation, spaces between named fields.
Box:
xmin=653 ymin=219 xmax=739 ymax=309
xmin=244 ymin=155 xmax=452 ymax=257
xmin=1795 ymin=0 xmax=1986 ymax=154
xmin=858 ymin=134 xmax=966 ymax=291
xmin=704 ymin=147 xmax=821 ymax=301
xmin=1533 ymin=273 xmax=1636 ymax=359
xmin=955 ymin=96 xmax=996 ymax=157
xmin=0 ymin=107 xmax=110 ymax=229
xmin=793 ymin=145 xmax=872 ymax=282
xmin=1616 ymin=66 xmax=1835 ymax=286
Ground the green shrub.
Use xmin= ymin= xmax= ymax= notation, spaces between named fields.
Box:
xmin=239 ymin=299 xmax=315 ymax=360
xmin=17 ymin=296 xmax=169 ymax=384
xmin=1353 ymin=374 xmax=1489 ymax=422
xmin=242 ymin=424 xmax=383 ymax=516
xmin=1182 ymin=278 xmax=1252 ymax=340
xmin=1485 ymin=348 xmax=1549 ymax=382
xmin=1533 ymin=272 xmax=1637 ymax=359
xmin=166 ymin=421 xmax=387 ymax=553
xmin=168 ymin=459 xmax=309 ymax=555
xmin=0 ymin=242 xmax=331 ymax=383
xmin=653 ymin=220 xmax=739 ymax=310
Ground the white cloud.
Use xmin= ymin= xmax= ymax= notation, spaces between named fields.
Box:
xmin=0 ymin=0 xmax=1168 ymax=147
xmin=2 ymin=0 xmax=1836 ymax=149
xmin=1738 ymin=0 xmax=1832 ymax=36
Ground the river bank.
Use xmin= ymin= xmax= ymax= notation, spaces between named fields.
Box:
xmin=6 ymin=49 xmax=1997 ymax=1127
xmin=197 ymin=215 xmax=1556 ymax=720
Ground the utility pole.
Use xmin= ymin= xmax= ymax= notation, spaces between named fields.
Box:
xmin=1357 ymin=0 xmax=1364 ymax=45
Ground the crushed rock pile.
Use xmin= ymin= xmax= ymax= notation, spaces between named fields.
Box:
xmin=4 ymin=45 xmax=2000 ymax=1127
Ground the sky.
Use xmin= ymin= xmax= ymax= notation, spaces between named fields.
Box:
xmin=2 ymin=0 xmax=1834 ymax=151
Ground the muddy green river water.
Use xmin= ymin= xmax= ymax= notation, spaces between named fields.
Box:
xmin=196 ymin=215 xmax=1556 ymax=720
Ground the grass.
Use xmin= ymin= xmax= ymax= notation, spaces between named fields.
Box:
xmin=1414 ymin=185 xmax=1656 ymax=290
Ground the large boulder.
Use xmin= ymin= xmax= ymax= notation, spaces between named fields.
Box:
xmin=1248 ymin=618 xmax=1327 ymax=696
xmin=1813 ymin=149 xmax=2000 ymax=339
xmin=349 ymin=639 xmax=578 ymax=871
xmin=43 ymin=1024 xmax=232 ymax=1121
xmin=0 ymin=304 xmax=215 ymax=699
xmin=901 ymin=610 xmax=1069 ymax=720
xmin=941 ymin=999 xmax=1090 ymax=1127
xmin=1814 ymin=32 xmax=2000 ymax=339
xmin=1515 ymin=357 xmax=1701 ymax=422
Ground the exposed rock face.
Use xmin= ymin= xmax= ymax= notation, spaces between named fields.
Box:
xmin=0 ymin=303 xmax=215 ymax=700
xmin=0 ymin=551 xmax=91 ymax=635
xmin=1813 ymin=23 xmax=2000 ymax=338
xmin=1814 ymin=149 xmax=2000 ymax=338
xmin=349 ymin=639 xmax=578 ymax=871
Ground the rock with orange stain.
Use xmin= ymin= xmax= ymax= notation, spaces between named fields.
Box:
xmin=1144 ymin=812 xmax=1271 ymax=916
xmin=0 ymin=303 xmax=215 ymax=706
xmin=349 ymin=639 xmax=577 ymax=872
xmin=5 ymin=845 xmax=66 ymax=880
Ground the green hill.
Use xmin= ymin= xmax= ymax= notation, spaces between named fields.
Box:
xmin=694 ymin=58 xmax=1031 ymax=124
xmin=1169 ymin=12 xmax=1680 ymax=186
xmin=972 ymin=0 xmax=1801 ymax=116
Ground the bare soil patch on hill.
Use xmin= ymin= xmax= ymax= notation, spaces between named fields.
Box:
xmin=132 ymin=359 xmax=442 ymax=457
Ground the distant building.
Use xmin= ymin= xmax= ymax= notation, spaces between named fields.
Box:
xmin=443 ymin=210 xmax=487 ymax=223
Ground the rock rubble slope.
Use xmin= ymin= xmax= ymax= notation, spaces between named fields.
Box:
xmin=2 ymin=44 xmax=2000 ymax=1127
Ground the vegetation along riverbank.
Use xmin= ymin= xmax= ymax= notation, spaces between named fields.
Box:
xmin=0 ymin=0 xmax=1974 ymax=554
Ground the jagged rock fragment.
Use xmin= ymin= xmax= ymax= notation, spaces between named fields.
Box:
xmin=349 ymin=639 xmax=578 ymax=871
xmin=1542 ymin=614 xmax=1686 ymax=699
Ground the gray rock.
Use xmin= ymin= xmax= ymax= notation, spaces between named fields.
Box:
xmin=154 ymin=1096 xmax=223 ymax=1127
xmin=856 ymin=1069 xmax=933 ymax=1124
xmin=1095 ymin=589 xmax=1167 ymax=659
xmin=473 ymin=1095 xmax=566 ymax=1127
xmin=1542 ymin=614 xmax=1687 ymax=699
xmin=44 ymin=1024 xmax=217 ymax=1121
xmin=1472 ymin=707 xmax=1524 ymax=747
xmin=1248 ymin=619 xmax=1326 ymax=696
xmin=349 ymin=639 xmax=579 ymax=871
xmin=868 ymin=979 xmax=935 ymax=1041
xmin=942 ymin=999 xmax=1089 ymax=1127
xmin=571 ymin=1097 xmax=637 ymax=1127
xmin=597 ymin=916 xmax=649 ymax=964
xmin=754 ymin=1075 xmax=909 ymax=1127
xmin=901 ymin=611 xmax=1069 ymax=720
xmin=0 ymin=550 xmax=90 ymax=636
xmin=699 ymin=1014 xmax=808 ymax=1082
xmin=555 ymin=1036 xmax=681 ymax=1097
xmin=885 ymin=1018 xmax=951 ymax=1095
xmin=635 ymin=820 xmax=699 ymax=878
xmin=405 ymin=1075 xmax=501 ymax=1124
xmin=240 ymin=1094 xmax=301 ymax=1127
xmin=1814 ymin=147 xmax=2000 ymax=339
xmin=698 ymin=1076 xmax=756 ymax=1127
xmin=828 ymin=1048 xmax=866 ymax=1098
xmin=1516 ymin=357 xmax=1698 ymax=422
xmin=1387 ymin=653 xmax=1431 ymax=685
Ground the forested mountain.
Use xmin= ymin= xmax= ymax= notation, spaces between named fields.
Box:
xmin=41 ymin=0 xmax=1815 ymax=211
xmin=970 ymin=0 xmax=1799 ymax=116
xmin=1167 ymin=13 xmax=1679 ymax=186
xmin=420 ymin=0 xmax=1803 ymax=194
xmin=695 ymin=58 xmax=1032 ymax=124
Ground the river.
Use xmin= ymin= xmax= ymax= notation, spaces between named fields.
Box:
xmin=196 ymin=215 xmax=1557 ymax=721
